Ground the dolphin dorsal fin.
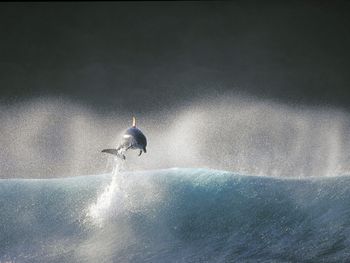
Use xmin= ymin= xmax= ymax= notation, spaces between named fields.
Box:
xmin=132 ymin=116 xmax=136 ymax=127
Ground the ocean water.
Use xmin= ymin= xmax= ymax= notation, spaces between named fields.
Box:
xmin=1 ymin=167 xmax=350 ymax=262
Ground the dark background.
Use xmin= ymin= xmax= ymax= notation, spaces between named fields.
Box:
xmin=1 ymin=1 xmax=350 ymax=113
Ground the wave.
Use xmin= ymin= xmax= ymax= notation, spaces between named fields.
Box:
xmin=1 ymin=168 xmax=350 ymax=262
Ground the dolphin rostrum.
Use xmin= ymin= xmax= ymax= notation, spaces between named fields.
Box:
xmin=102 ymin=116 xmax=147 ymax=160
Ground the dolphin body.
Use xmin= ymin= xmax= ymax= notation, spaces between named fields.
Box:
xmin=102 ymin=117 xmax=147 ymax=160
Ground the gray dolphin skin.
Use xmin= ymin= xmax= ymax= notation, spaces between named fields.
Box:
xmin=102 ymin=117 xmax=147 ymax=160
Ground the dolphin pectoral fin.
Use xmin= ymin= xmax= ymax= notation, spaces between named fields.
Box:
xmin=138 ymin=150 xmax=142 ymax=156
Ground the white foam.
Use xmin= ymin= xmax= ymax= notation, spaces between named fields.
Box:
xmin=88 ymin=161 xmax=126 ymax=226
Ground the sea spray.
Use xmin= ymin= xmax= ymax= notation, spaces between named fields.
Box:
xmin=88 ymin=158 xmax=126 ymax=226
xmin=2 ymin=96 xmax=350 ymax=178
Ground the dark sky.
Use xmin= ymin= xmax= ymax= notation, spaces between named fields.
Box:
xmin=1 ymin=1 xmax=350 ymax=112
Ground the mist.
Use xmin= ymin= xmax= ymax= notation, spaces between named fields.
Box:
xmin=1 ymin=94 xmax=349 ymax=178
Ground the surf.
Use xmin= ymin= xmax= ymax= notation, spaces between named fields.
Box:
xmin=1 ymin=168 xmax=350 ymax=262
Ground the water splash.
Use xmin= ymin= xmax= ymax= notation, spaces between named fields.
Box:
xmin=88 ymin=158 xmax=126 ymax=226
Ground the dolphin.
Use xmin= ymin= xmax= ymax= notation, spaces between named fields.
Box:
xmin=102 ymin=116 xmax=147 ymax=160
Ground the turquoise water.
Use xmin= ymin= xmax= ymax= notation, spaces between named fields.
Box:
xmin=1 ymin=168 xmax=350 ymax=262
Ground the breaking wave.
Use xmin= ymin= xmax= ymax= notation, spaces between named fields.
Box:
xmin=1 ymin=168 xmax=350 ymax=262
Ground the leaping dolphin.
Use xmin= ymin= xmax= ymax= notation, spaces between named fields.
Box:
xmin=102 ymin=116 xmax=147 ymax=160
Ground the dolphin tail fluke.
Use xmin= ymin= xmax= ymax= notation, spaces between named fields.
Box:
xmin=101 ymin=149 xmax=118 ymax=155
xmin=101 ymin=149 xmax=126 ymax=160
